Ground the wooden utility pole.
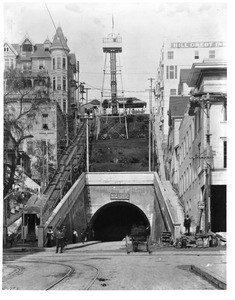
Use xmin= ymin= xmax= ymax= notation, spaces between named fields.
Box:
xmin=205 ymin=93 xmax=211 ymax=233
xmin=148 ymin=78 xmax=154 ymax=172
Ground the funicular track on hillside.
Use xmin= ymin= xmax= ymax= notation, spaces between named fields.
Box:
xmin=42 ymin=122 xmax=87 ymax=224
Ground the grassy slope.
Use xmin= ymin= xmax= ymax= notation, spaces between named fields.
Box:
xmin=90 ymin=115 xmax=149 ymax=172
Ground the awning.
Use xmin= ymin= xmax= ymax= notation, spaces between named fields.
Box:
xmin=24 ymin=194 xmax=48 ymax=214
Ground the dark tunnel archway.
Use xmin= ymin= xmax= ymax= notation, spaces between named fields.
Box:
xmin=89 ymin=201 xmax=150 ymax=242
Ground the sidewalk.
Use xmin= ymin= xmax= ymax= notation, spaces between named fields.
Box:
xmin=191 ymin=261 xmax=226 ymax=289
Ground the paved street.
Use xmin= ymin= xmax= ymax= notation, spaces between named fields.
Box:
xmin=2 ymin=241 xmax=226 ymax=290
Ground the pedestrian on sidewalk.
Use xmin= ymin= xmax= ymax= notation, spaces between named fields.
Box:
xmin=46 ymin=226 xmax=54 ymax=247
xmin=184 ymin=215 xmax=191 ymax=235
xmin=55 ymin=227 xmax=64 ymax=253
xmin=62 ymin=225 xmax=67 ymax=249
xmin=81 ymin=229 xmax=85 ymax=244
xmin=72 ymin=228 xmax=78 ymax=243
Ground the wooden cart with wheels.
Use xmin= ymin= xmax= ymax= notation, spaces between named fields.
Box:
xmin=125 ymin=226 xmax=152 ymax=254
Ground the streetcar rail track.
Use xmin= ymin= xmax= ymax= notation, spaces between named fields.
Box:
xmin=3 ymin=258 xmax=100 ymax=290
xmin=3 ymin=264 xmax=25 ymax=280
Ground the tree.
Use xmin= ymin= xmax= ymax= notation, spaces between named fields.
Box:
xmin=31 ymin=140 xmax=55 ymax=188
xmin=4 ymin=68 xmax=50 ymax=197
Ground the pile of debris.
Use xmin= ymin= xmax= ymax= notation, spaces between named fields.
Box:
xmin=174 ymin=231 xmax=226 ymax=248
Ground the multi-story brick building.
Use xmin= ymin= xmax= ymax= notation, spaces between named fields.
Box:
xmin=155 ymin=39 xmax=227 ymax=145
xmin=178 ymin=60 xmax=227 ymax=233
xmin=4 ymin=26 xmax=79 ymax=187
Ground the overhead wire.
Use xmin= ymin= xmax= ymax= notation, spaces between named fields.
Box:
xmin=45 ymin=4 xmax=152 ymax=97
xmin=45 ymin=3 xmax=69 ymax=57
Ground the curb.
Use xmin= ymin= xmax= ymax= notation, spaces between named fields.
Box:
xmin=3 ymin=241 xmax=101 ymax=253
xmin=191 ymin=265 xmax=226 ymax=290
xmin=65 ymin=241 xmax=101 ymax=250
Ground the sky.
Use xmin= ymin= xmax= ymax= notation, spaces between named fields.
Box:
xmin=2 ymin=0 xmax=227 ymax=104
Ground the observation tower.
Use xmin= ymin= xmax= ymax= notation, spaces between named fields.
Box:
xmin=101 ymin=23 xmax=123 ymax=115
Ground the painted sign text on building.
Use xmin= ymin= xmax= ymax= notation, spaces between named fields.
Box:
xmin=171 ymin=41 xmax=226 ymax=48
xmin=110 ymin=193 xmax=130 ymax=200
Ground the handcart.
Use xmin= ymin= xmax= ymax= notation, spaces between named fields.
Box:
xmin=125 ymin=226 xmax=152 ymax=254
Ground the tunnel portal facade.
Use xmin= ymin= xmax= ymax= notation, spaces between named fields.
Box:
xmin=89 ymin=201 xmax=150 ymax=242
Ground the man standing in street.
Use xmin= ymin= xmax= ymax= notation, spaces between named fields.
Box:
xmin=184 ymin=215 xmax=191 ymax=235
xmin=55 ymin=227 xmax=64 ymax=253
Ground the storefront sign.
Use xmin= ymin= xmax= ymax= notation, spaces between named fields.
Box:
xmin=110 ymin=193 xmax=130 ymax=200
xmin=198 ymin=201 xmax=205 ymax=209
xmin=171 ymin=41 xmax=226 ymax=48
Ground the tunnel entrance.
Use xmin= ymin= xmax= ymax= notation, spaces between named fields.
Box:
xmin=89 ymin=201 xmax=150 ymax=242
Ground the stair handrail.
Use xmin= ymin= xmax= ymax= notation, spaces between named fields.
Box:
xmin=43 ymin=122 xmax=86 ymax=194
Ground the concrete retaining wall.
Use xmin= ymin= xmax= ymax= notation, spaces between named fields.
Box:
xmin=42 ymin=171 xmax=181 ymax=245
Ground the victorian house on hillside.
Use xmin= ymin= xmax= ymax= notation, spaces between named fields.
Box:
xmin=4 ymin=26 xmax=79 ymax=188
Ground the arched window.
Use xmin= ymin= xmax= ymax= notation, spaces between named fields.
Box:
xmin=63 ymin=99 xmax=67 ymax=113
xmin=63 ymin=57 xmax=66 ymax=69
xmin=57 ymin=57 xmax=61 ymax=69
xmin=53 ymin=58 xmax=55 ymax=70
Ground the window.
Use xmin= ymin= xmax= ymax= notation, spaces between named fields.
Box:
xmin=57 ymin=57 xmax=61 ymax=69
xmin=57 ymin=76 xmax=61 ymax=90
xmin=209 ymin=50 xmax=215 ymax=59
xmin=63 ymin=57 xmax=66 ymax=69
xmin=63 ymin=99 xmax=67 ymax=113
xmin=167 ymin=51 xmax=174 ymax=59
xmin=53 ymin=77 xmax=56 ymax=90
xmin=27 ymin=141 xmax=34 ymax=155
xmin=38 ymin=60 xmax=45 ymax=70
xmin=10 ymin=58 xmax=14 ymax=68
xmin=223 ymin=140 xmax=227 ymax=168
xmin=4 ymin=47 xmax=9 ymax=52
xmin=4 ymin=58 xmax=10 ymax=69
xmin=194 ymin=50 xmax=199 ymax=59
xmin=22 ymin=62 xmax=31 ymax=71
xmin=22 ymin=43 xmax=33 ymax=52
xmin=166 ymin=65 xmax=177 ymax=79
xmin=42 ymin=114 xmax=49 ymax=130
xmin=63 ymin=76 xmax=66 ymax=91
xmin=170 ymin=89 xmax=177 ymax=96
xmin=53 ymin=58 xmax=55 ymax=70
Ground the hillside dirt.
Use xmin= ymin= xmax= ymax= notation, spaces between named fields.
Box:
xmin=90 ymin=115 xmax=150 ymax=172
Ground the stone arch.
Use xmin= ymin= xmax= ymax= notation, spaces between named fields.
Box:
xmin=89 ymin=201 xmax=150 ymax=242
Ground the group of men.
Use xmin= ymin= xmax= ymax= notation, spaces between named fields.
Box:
xmin=46 ymin=226 xmax=68 ymax=253
xmin=46 ymin=226 xmax=84 ymax=253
